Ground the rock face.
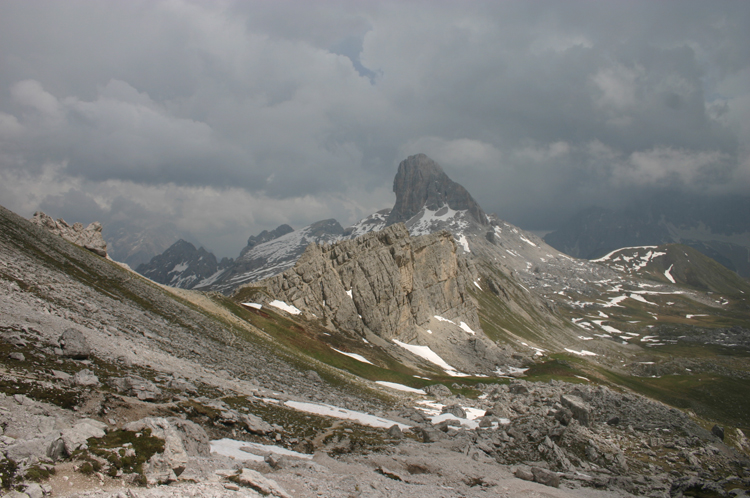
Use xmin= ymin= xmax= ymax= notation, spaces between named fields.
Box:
xmin=240 ymin=224 xmax=294 ymax=256
xmin=30 ymin=211 xmax=108 ymax=257
xmin=263 ymin=224 xmax=479 ymax=343
xmin=136 ymin=239 xmax=232 ymax=289
xmin=387 ymin=154 xmax=488 ymax=227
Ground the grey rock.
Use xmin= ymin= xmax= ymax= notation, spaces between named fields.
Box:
xmin=424 ymin=384 xmax=452 ymax=397
xmin=73 ymin=368 xmax=99 ymax=387
xmin=21 ymin=483 xmax=43 ymax=498
xmin=60 ymin=420 xmax=106 ymax=455
xmin=167 ymin=417 xmax=210 ymax=457
xmin=7 ymin=352 xmax=24 ymax=361
xmin=111 ymin=376 xmax=162 ymax=401
xmin=561 ymin=394 xmax=592 ymax=426
xmin=418 ymin=426 xmax=445 ymax=443
xmin=531 ymin=467 xmax=560 ymax=488
xmin=514 ymin=467 xmax=534 ymax=481
xmin=123 ymin=417 xmax=190 ymax=485
xmin=59 ymin=328 xmax=90 ymax=359
xmin=241 ymin=413 xmax=273 ymax=435
xmin=712 ymin=424 xmax=725 ymax=441
xmin=237 ymin=468 xmax=292 ymax=498
xmin=388 ymin=424 xmax=403 ymax=439
xmin=30 ymin=211 xmax=108 ymax=258
xmin=5 ymin=434 xmax=57 ymax=462
xmin=441 ymin=404 xmax=466 ymax=419
xmin=2 ymin=491 xmax=30 ymax=498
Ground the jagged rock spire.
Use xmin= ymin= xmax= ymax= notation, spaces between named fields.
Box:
xmin=386 ymin=154 xmax=488 ymax=226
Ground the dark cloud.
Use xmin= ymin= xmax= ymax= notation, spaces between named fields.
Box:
xmin=0 ymin=0 xmax=748 ymax=254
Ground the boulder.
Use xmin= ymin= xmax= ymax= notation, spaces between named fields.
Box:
xmin=73 ymin=369 xmax=99 ymax=387
xmin=514 ymin=467 xmax=534 ymax=481
xmin=60 ymin=420 xmax=106 ymax=455
xmin=241 ymin=413 xmax=273 ymax=435
xmin=712 ymin=424 xmax=725 ymax=441
xmin=111 ymin=376 xmax=162 ymax=401
xmin=441 ymin=404 xmax=466 ymax=419
xmin=123 ymin=417 xmax=189 ymax=485
xmin=8 ymin=352 xmax=24 ymax=361
xmin=388 ymin=424 xmax=403 ymax=439
xmin=424 ymin=384 xmax=452 ymax=397
xmin=531 ymin=467 xmax=560 ymax=488
xmin=237 ymin=468 xmax=292 ymax=498
xmin=59 ymin=328 xmax=90 ymax=359
xmin=166 ymin=417 xmax=210 ymax=457
xmin=561 ymin=394 xmax=592 ymax=426
xmin=418 ymin=426 xmax=444 ymax=443
xmin=21 ymin=483 xmax=44 ymax=498
xmin=5 ymin=434 xmax=58 ymax=463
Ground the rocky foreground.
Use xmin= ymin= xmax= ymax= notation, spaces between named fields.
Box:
xmin=1 ymin=320 xmax=749 ymax=498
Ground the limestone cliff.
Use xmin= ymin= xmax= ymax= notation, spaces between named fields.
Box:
xmin=30 ymin=211 xmax=108 ymax=257
xmin=263 ymin=224 xmax=477 ymax=341
xmin=260 ymin=224 xmax=514 ymax=374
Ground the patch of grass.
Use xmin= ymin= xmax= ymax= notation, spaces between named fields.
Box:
xmin=524 ymin=357 xmax=592 ymax=384
xmin=0 ymin=459 xmax=19 ymax=490
xmin=24 ymin=464 xmax=55 ymax=482
xmin=222 ymin=395 xmax=332 ymax=441
xmin=599 ymin=369 xmax=750 ymax=432
xmin=81 ymin=428 xmax=165 ymax=477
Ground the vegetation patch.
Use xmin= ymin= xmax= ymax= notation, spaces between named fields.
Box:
xmin=73 ymin=429 xmax=165 ymax=481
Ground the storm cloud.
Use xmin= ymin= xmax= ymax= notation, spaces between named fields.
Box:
xmin=1 ymin=1 xmax=748 ymax=257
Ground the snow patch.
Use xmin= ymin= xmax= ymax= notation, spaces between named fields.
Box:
xmin=458 ymin=234 xmax=471 ymax=253
xmin=565 ymin=348 xmax=598 ymax=356
xmin=241 ymin=302 xmax=262 ymax=310
xmin=664 ymin=264 xmax=676 ymax=284
xmin=331 ymin=348 xmax=373 ymax=365
xmin=375 ymin=381 xmax=425 ymax=394
xmin=284 ymin=401 xmax=410 ymax=429
xmin=392 ymin=339 xmax=468 ymax=376
xmin=210 ymin=438 xmax=313 ymax=462
xmin=268 ymin=300 xmax=301 ymax=315
xmin=459 ymin=322 xmax=476 ymax=335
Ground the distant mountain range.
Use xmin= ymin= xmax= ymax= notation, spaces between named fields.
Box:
xmin=544 ymin=194 xmax=750 ymax=277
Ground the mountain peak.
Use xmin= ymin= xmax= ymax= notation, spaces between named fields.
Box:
xmin=386 ymin=154 xmax=487 ymax=226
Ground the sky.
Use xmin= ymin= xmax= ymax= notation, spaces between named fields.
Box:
xmin=1 ymin=0 xmax=749 ymax=258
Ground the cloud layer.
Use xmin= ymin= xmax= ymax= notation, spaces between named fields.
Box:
xmin=1 ymin=1 xmax=748 ymax=256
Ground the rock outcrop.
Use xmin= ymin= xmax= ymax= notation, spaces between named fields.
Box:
xmin=30 ymin=211 xmax=108 ymax=257
xmin=240 ymin=224 xmax=294 ymax=256
xmin=387 ymin=154 xmax=488 ymax=227
xmin=263 ymin=224 xmax=479 ymax=342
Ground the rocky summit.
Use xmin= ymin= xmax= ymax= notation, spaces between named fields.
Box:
xmin=2 ymin=153 xmax=749 ymax=497
xmin=387 ymin=153 xmax=488 ymax=227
